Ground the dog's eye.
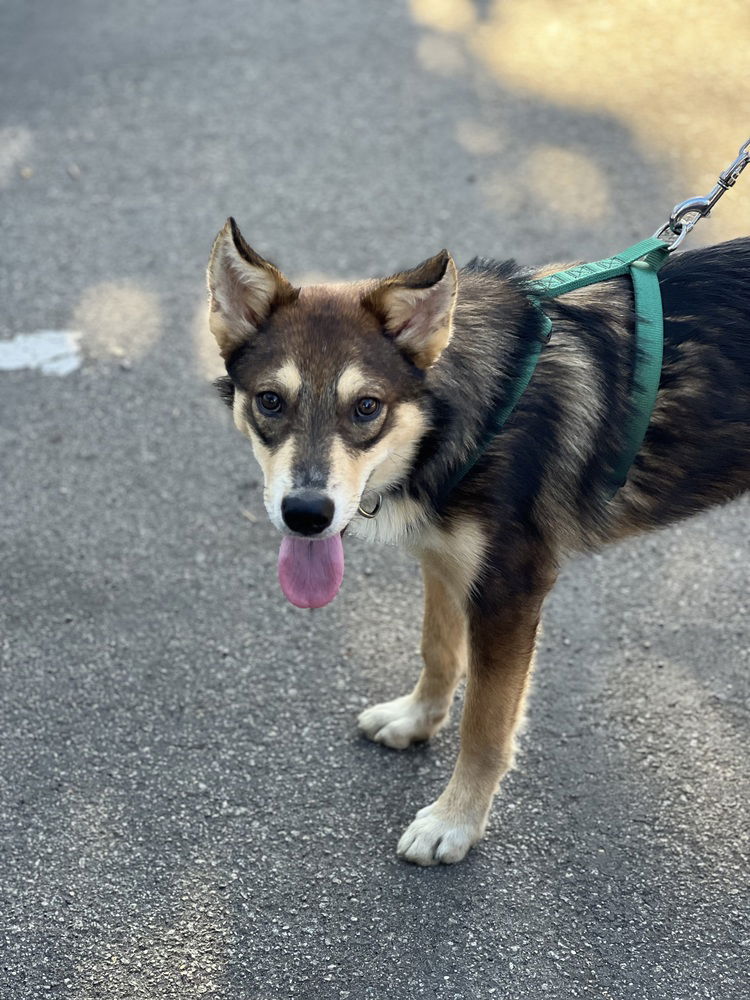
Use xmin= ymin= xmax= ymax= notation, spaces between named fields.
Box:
xmin=354 ymin=397 xmax=381 ymax=421
xmin=257 ymin=391 xmax=283 ymax=415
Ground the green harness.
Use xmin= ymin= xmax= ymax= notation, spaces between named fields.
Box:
xmin=445 ymin=236 xmax=671 ymax=500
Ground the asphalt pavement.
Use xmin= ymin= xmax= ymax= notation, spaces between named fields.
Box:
xmin=1 ymin=2 xmax=748 ymax=997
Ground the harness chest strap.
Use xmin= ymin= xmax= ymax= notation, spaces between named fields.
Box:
xmin=442 ymin=237 xmax=671 ymax=501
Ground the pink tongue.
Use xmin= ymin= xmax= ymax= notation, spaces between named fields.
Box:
xmin=277 ymin=533 xmax=345 ymax=609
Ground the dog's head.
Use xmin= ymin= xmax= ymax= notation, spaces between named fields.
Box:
xmin=207 ymin=218 xmax=458 ymax=608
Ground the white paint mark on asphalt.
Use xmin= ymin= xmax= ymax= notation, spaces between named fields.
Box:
xmin=0 ymin=330 xmax=83 ymax=376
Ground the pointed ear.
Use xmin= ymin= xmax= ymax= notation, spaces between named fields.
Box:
xmin=206 ymin=218 xmax=297 ymax=358
xmin=362 ymin=250 xmax=458 ymax=368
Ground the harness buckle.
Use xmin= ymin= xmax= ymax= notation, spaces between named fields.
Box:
xmin=539 ymin=312 xmax=553 ymax=343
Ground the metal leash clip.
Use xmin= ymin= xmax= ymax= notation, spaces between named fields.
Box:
xmin=653 ymin=137 xmax=750 ymax=250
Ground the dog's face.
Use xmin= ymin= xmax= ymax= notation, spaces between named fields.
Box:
xmin=207 ymin=219 xmax=458 ymax=608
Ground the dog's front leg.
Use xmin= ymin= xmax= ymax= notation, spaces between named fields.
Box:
xmin=397 ymin=579 xmax=551 ymax=866
xmin=357 ymin=550 xmax=468 ymax=749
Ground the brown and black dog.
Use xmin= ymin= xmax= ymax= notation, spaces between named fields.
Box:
xmin=207 ymin=218 xmax=749 ymax=865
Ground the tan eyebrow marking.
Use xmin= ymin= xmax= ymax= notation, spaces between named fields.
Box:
xmin=336 ymin=363 xmax=371 ymax=403
xmin=270 ymin=359 xmax=303 ymax=398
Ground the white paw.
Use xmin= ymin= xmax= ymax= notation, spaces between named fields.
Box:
xmin=357 ymin=693 xmax=448 ymax=750
xmin=397 ymin=802 xmax=485 ymax=866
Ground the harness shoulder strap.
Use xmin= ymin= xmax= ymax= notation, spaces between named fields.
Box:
xmin=609 ymin=257 xmax=665 ymax=492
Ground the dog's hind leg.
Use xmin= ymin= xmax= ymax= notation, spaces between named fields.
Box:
xmin=397 ymin=563 xmax=554 ymax=865
xmin=357 ymin=549 xmax=468 ymax=750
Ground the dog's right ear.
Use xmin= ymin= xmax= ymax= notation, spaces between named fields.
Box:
xmin=206 ymin=218 xmax=298 ymax=359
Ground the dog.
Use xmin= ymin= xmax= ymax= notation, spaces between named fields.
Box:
xmin=206 ymin=217 xmax=750 ymax=865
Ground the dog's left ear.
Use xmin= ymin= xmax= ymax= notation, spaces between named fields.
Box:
xmin=207 ymin=217 xmax=298 ymax=359
xmin=362 ymin=250 xmax=458 ymax=368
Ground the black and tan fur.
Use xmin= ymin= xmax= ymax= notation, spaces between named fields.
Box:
xmin=206 ymin=218 xmax=750 ymax=865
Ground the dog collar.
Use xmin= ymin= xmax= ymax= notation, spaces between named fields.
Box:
xmin=439 ymin=236 xmax=671 ymax=504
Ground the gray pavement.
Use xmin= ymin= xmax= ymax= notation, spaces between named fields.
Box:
xmin=1 ymin=2 xmax=748 ymax=997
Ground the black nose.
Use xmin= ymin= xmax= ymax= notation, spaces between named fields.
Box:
xmin=281 ymin=492 xmax=335 ymax=536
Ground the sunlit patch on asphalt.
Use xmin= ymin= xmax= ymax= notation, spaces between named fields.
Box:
xmin=72 ymin=281 xmax=161 ymax=361
xmin=0 ymin=125 xmax=33 ymax=187
xmin=0 ymin=330 xmax=82 ymax=376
